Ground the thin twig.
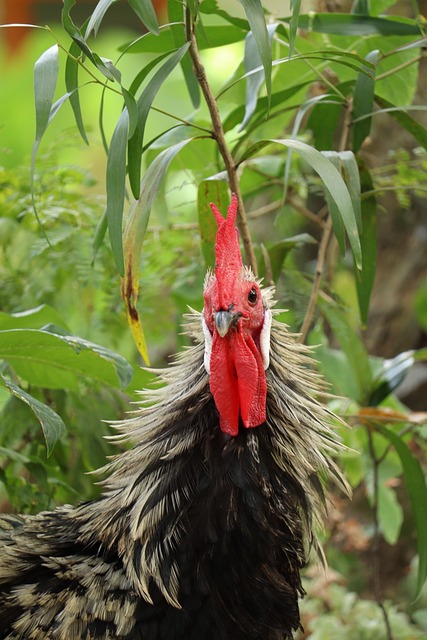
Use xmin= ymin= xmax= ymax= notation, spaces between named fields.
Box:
xmin=298 ymin=217 xmax=333 ymax=343
xmin=366 ymin=427 xmax=395 ymax=640
xmin=186 ymin=10 xmax=258 ymax=274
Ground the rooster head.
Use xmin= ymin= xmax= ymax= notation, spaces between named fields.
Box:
xmin=202 ymin=193 xmax=272 ymax=436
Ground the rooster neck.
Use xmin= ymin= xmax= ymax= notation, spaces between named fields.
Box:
xmin=75 ymin=311 xmax=348 ymax=627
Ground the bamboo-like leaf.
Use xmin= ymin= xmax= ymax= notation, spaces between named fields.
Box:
xmin=1 ymin=375 xmax=66 ymax=457
xmin=317 ymin=297 xmax=372 ymax=404
xmin=199 ymin=0 xmax=249 ymax=30
xmin=129 ymin=0 xmax=160 ymax=35
xmin=321 ymin=150 xmax=361 ymax=255
xmin=128 ymin=43 xmax=190 ymax=199
xmin=239 ymin=139 xmax=362 ymax=268
xmin=352 ymin=49 xmax=379 ymax=153
xmin=351 ymin=0 xmax=370 ymax=13
xmin=106 ymin=108 xmax=130 ymax=275
xmin=266 ymin=234 xmax=317 ymax=283
xmin=122 ymin=138 xmax=194 ymax=364
xmin=86 ymin=0 xmax=117 ymax=38
xmin=288 ymin=0 xmax=301 ymax=58
xmin=283 ymin=94 xmax=344 ymax=201
xmin=120 ymin=24 xmax=247 ymax=54
xmin=31 ymin=44 xmax=59 ymax=229
xmin=356 ymin=159 xmax=377 ymax=325
xmin=377 ymin=425 xmax=427 ymax=600
xmin=168 ymin=0 xmax=200 ymax=108
xmin=373 ymin=95 xmax=427 ymax=151
xmin=238 ymin=0 xmax=272 ymax=108
xmin=369 ymin=350 xmax=415 ymax=406
xmin=197 ymin=176 xmax=229 ymax=268
xmin=65 ymin=39 xmax=89 ymax=145
xmin=33 ymin=44 xmax=59 ymax=146
xmin=280 ymin=13 xmax=420 ymax=36
xmin=239 ymin=23 xmax=278 ymax=130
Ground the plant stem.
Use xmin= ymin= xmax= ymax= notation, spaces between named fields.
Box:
xmin=367 ymin=427 xmax=395 ymax=640
xmin=186 ymin=11 xmax=258 ymax=274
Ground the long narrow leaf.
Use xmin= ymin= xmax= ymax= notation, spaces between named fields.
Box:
xmin=198 ymin=176 xmax=229 ymax=268
xmin=239 ymin=24 xmax=278 ymax=130
xmin=120 ymin=24 xmax=247 ymax=54
xmin=86 ymin=0 xmax=117 ymax=38
xmin=374 ymin=95 xmax=427 ymax=151
xmin=238 ymin=0 xmax=272 ymax=109
xmin=352 ymin=50 xmax=379 ymax=153
xmin=129 ymin=0 xmax=160 ymax=35
xmin=377 ymin=425 xmax=427 ymax=600
xmin=318 ymin=297 xmax=373 ymax=404
xmin=1 ymin=375 xmax=66 ymax=457
xmin=356 ymin=159 xmax=377 ymax=324
xmin=288 ymin=0 xmax=301 ymax=58
xmin=106 ymin=108 xmax=130 ymax=275
xmin=168 ymin=0 xmax=200 ymax=108
xmin=280 ymin=13 xmax=420 ymax=36
xmin=33 ymin=45 xmax=59 ymax=145
xmin=122 ymin=138 xmax=195 ymax=363
xmin=239 ymin=139 xmax=362 ymax=267
xmin=128 ymin=43 xmax=190 ymax=198
xmin=65 ymin=39 xmax=89 ymax=145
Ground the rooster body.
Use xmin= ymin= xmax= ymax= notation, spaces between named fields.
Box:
xmin=0 ymin=197 xmax=348 ymax=639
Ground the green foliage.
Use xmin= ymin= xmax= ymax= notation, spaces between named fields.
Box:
xmin=1 ymin=0 xmax=427 ymax=635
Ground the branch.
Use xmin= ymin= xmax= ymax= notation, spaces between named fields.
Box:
xmin=187 ymin=12 xmax=258 ymax=275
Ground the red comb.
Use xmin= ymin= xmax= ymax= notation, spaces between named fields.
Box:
xmin=210 ymin=194 xmax=242 ymax=308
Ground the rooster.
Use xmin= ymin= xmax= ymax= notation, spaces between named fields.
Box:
xmin=0 ymin=194 xmax=349 ymax=639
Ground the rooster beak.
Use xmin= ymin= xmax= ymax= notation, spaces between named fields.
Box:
xmin=214 ymin=310 xmax=241 ymax=337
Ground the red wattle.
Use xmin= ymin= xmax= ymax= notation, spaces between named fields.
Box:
xmin=209 ymin=330 xmax=267 ymax=435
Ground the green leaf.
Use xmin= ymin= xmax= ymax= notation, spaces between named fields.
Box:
xmin=321 ymin=150 xmax=361 ymax=255
xmin=1 ymin=375 xmax=66 ymax=457
xmin=199 ymin=0 xmax=249 ymax=30
xmin=129 ymin=0 xmax=160 ymax=35
xmin=369 ymin=350 xmax=415 ymax=406
xmin=120 ymin=24 xmax=247 ymax=54
xmin=197 ymin=176 xmax=230 ymax=268
xmin=281 ymin=13 xmax=420 ymax=36
xmin=168 ymin=0 xmax=200 ymax=108
xmin=352 ymin=49 xmax=379 ymax=153
xmin=356 ymin=159 xmax=377 ymax=325
xmin=317 ymin=298 xmax=372 ymax=404
xmin=128 ymin=43 xmax=190 ymax=199
xmin=373 ymin=95 xmax=427 ymax=151
xmin=239 ymin=139 xmax=362 ymax=268
xmin=65 ymin=39 xmax=89 ymax=145
xmin=106 ymin=107 xmax=130 ymax=275
xmin=378 ymin=482 xmax=404 ymax=545
xmin=238 ymin=0 xmax=272 ymax=108
xmin=377 ymin=425 xmax=427 ymax=600
xmin=122 ymin=138 xmax=195 ymax=362
xmin=32 ymin=43 xmax=59 ymax=153
xmin=239 ymin=24 xmax=278 ymax=130
xmin=0 ymin=329 xmax=134 ymax=391
xmin=351 ymin=0 xmax=370 ymax=13
xmin=265 ymin=234 xmax=317 ymax=283
xmin=86 ymin=0 xmax=117 ymax=38
xmin=0 ymin=306 xmax=69 ymax=331
xmin=289 ymin=0 xmax=301 ymax=58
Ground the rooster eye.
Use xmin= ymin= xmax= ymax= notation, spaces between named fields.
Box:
xmin=248 ymin=287 xmax=258 ymax=305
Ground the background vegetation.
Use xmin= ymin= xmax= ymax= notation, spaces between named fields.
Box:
xmin=1 ymin=0 xmax=427 ymax=638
